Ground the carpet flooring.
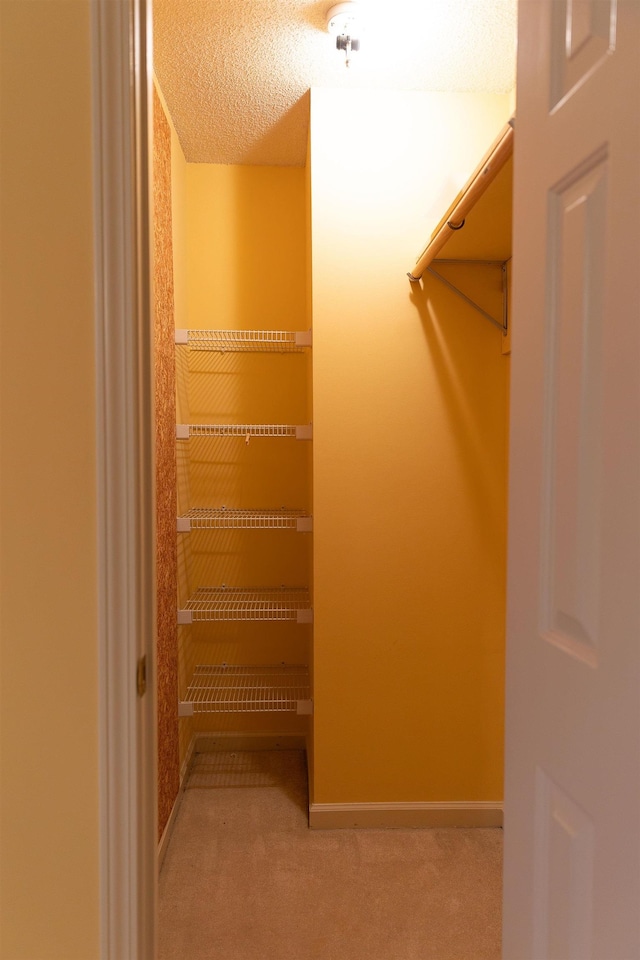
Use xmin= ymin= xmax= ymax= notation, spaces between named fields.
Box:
xmin=158 ymin=749 xmax=502 ymax=960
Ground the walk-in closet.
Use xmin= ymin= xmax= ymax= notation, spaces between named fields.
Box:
xmin=6 ymin=1 xmax=640 ymax=955
xmin=153 ymin=6 xmax=516 ymax=952
xmin=155 ymin=75 xmax=514 ymax=838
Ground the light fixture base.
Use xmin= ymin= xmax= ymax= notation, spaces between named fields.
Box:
xmin=326 ymin=2 xmax=361 ymax=37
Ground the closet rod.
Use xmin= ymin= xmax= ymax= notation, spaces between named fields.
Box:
xmin=407 ymin=120 xmax=514 ymax=282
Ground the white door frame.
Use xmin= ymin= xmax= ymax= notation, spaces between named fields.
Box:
xmin=92 ymin=0 xmax=157 ymax=956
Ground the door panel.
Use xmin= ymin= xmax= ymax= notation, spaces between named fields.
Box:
xmin=550 ymin=0 xmax=617 ymax=109
xmin=504 ymin=1 xmax=640 ymax=956
xmin=533 ymin=768 xmax=595 ymax=960
xmin=541 ymin=148 xmax=607 ymax=667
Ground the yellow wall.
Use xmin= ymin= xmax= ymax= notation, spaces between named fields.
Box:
xmin=178 ymin=165 xmax=312 ymax=738
xmin=0 ymin=1 xmax=100 ymax=956
xmin=170 ymin=106 xmax=188 ymax=334
xmin=310 ymin=89 xmax=511 ymax=803
xmin=186 ymin=165 xmax=307 ymax=330
xmin=305 ymin=134 xmax=315 ymax=796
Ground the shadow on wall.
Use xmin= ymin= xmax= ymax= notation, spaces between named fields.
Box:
xmin=408 ymin=276 xmax=509 ymax=576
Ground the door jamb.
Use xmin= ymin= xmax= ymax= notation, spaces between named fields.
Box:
xmin=92 ymin=0 xmax=157 ymax=956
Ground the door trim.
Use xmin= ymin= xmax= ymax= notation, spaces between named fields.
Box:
xmin=92 ymin=0 xmax=157 ymax=956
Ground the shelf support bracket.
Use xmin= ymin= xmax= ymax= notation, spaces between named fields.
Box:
xmin=426 ymin=259 xmax=509 ymax=334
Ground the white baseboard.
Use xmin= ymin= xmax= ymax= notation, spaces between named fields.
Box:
xmin=308 ymin=801 xmax=503 ymax=829
xmin=157 ymin=734 xmax=197 ymax=870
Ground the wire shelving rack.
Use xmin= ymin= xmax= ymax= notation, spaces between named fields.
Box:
xmin=179 ymin=663 xmax=312 ymax=715
xmin=176 ymin=423 xmax=312 ymax=440
xmin=178 ymin=586 xmax=313 ymax=624
xmin=175 ymin=329 xmax=312 ymax=352
xmin=177 ymin=508 xmax=312 ymax=533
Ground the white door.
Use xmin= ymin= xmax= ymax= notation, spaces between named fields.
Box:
xmin=504 ymin=1 xmax=640 ymax=957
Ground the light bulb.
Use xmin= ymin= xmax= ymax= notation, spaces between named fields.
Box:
xmin=326 ymin=2 xmax=363 ymax=67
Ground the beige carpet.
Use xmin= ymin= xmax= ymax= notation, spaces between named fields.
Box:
xmin=158 ymin=750 xmax=502 ymax=960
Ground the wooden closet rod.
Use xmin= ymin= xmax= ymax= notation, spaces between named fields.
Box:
xmin=407 ymin=119 xmax=514 ymax=282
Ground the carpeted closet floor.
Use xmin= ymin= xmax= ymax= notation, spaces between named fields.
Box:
xmin=158 ymin=749 xmax=502 ymax=960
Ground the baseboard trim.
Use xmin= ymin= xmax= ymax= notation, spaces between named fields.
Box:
xmin=157 ymin=789 xmax=182 ymax=871
xmin=157 ymin=735 xmax=197 ymax=870
xmin=308 ymin=801 xmax=503 ymax=829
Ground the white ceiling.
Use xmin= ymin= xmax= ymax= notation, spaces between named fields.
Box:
xmin=153 ymin=0 xmax=517 ymax=167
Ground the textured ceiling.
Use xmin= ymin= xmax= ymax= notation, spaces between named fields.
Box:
xmin=154 ymin=0 xmax=517 ymax=167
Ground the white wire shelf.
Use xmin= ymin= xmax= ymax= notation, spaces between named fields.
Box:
xmin=177 ymin=508 xmax=313 ymax=533
xmin=176 ymin=423 xmax=312 ymax=440
xmin=179 ymin=664 xmax=312 ymax=716
xmin=178 ymin=586 xmax=313 ymax=624
xmin=175 ymin=329 xmax=312 ymax=352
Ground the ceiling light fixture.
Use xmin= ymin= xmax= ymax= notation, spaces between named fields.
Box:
xmin=326 ymin=2 xmax=362 ymax=68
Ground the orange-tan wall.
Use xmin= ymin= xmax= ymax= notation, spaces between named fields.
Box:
xmin=155 ymin=82 xmax=195 ymax=779
xmin=169 ymin=100 xmax=188 ymax=334
xmin=178 ymin=165 xmax=312 ymax=740
xmin=153 ymin=84 xmax=180 ymax=840
xmin=0 ymin=1 xmax=100 ymax=957
xmin=310 ymin=88 xmax=511 ymax=803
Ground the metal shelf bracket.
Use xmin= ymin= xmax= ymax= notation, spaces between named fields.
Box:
xmin=427 ymin=259 xmax=509 ymax=334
